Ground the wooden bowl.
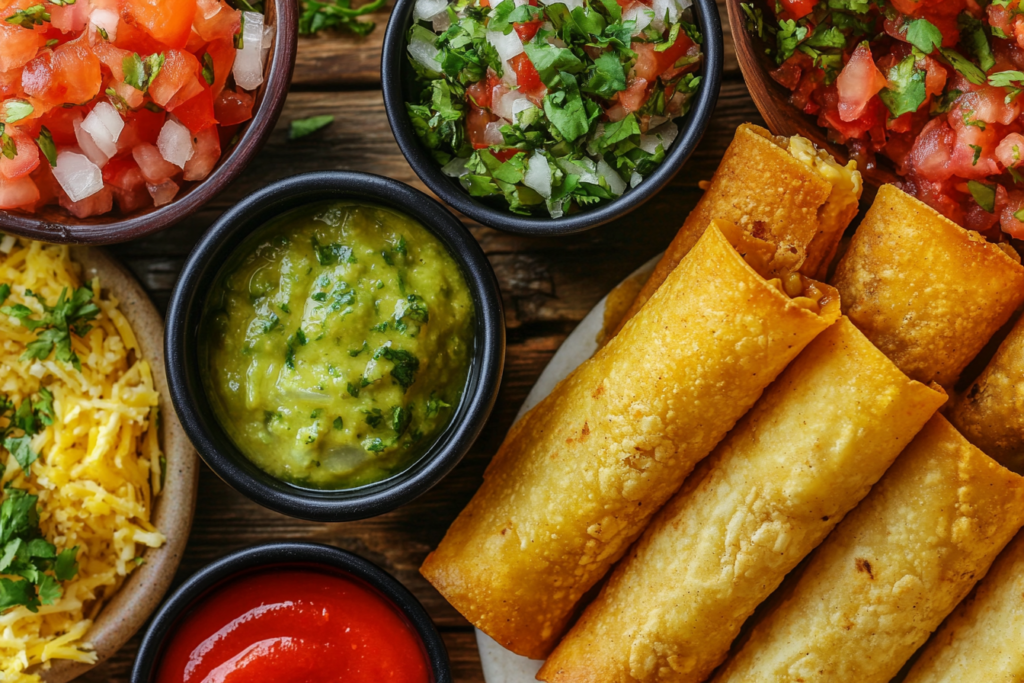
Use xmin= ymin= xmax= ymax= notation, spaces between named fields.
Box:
xmin=0 ymin=2 xmax=298 ymax=246
xmin=724 ymin=0 xmax=898 ymax=192
xmin=38 ymin=248 xmax=198 ymax=682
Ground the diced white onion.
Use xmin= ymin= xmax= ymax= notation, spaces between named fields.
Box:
xmin=597 ymin=158 xmax=626 ymax=196
xmin=523 ymin=151 xmax=552 ymax=199
xmin=512 ymin=97 xmax=536 ymax=123
xmin=73 ymin=118 xmax=110 ymax=168
xmin=547 ymin=197 xmax=564 ymax=218
xmin=261 ymin=24 xmax=273 ymax=65
xmin=415 ymin=0 xmax=448 ymax=20
xmin=147 ymin=179 xmax=180 ymax=207
xmin=408 ymin=36 xmax=443 ymax=72
xmin=81 ymin=101 xmax=123 ymax=158
xmin=624 ymin=5 xmax=653 ymax=35
xmin=559 ymin=158 xmax=598 ymax=185
xmin=233 ymin=11 xmax=265 ymax=91
xmin=640 ymin=122 xmax=679 ymax=153
xmin=53 ymin=152 xmax=104 ymax=203
xmin=430 ymin=9 xmax=451 ymax=31
xmin=495 ymin=89 xmax=528 ymax=121
xmin=89 ymin=8 xmax=118 ymax=41
xmin=501 ymin=62 xmax=518 ymax=87
xmin=651 ymin=0 xmax=683 ymax=28
xmin=157 ymin=119 xmax=195 ymax=169
xmin=483 ymin=121 xmax=505 ymax=146
xmin=630 ymin=170 xmax=643 ymax=188
xmin=441 ymin=157 xmax=469 ymax=177
xmin=487 ymin=29 xmax=524 ymax=64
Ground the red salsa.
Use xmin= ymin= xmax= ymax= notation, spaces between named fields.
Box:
xmin=741 ymin=0 xmax=1024 ymax=238
xmin=156 ymin=568 xmax=432 ymax=683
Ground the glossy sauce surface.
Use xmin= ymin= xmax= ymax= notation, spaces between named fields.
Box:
xmin=156 ymin=568 xmax=432 ymax=683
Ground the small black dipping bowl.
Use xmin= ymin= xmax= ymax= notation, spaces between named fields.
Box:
xmin=165 ymin=172 xmax=504 ymax=522
xmin=130 ymin=542 xmax=452 ymax=683
xmin=381 ymin=0 xmax=724 ymax=236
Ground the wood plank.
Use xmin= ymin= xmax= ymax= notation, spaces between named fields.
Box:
xmin=87 ymin=80 xmax=764 ymax=682
xmin=290 ymin=0 xmax=739 ymax=87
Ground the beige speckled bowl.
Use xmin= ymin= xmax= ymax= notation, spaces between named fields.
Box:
xmin=36 ymin=248 xmax=199 ymax=683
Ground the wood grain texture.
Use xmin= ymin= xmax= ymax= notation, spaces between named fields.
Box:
xmin=75 ymin=26 xmax=762 ymax=680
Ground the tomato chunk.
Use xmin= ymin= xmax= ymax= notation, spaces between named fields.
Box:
xmin=0 ymin=127 xmax=40 ymax=181
xmin=150 ymin=49 xmax=203 ymax=108
xmin=836 ymin=43 xmax=887 ymax=122
xmin=22 ymin=40 xmax=102 ymax=108
xmin=509 ymin=53 xmax=544 ymax=98
xmin=124 ymin=0 xmax=198 ymax=49
xmin=213 ymin=88 xmax=254 ymax=125
xmin=174 ymin=87 xmax=218 ymax=133
xmin=0 ymin=22 xmax=45 ymax=73
xmin=0 ymin=175 xmax=40 ymax=210
xmin=778 ymin=0 xmax=816 ymax=19
xmin=203 ymin=37 xmax=236 ymax=97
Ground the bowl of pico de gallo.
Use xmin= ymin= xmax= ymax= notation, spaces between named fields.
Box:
xmin=0 ymin=0 xmax=296 ymax=244
xmin=381 ymin=0 xmax=723 ymax=234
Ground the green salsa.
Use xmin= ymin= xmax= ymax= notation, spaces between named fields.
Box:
xmin=199 ymin=201 xmax=476 ymax=490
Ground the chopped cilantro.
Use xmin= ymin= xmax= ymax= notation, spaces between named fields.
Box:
xmin=122 ymin=53 xmax=165 ymax=93
xmin=0 ymin=124 xmax=15 ymax=161
xmin=968 ymin=180 xmax=996 ymax=212
xmin=880 ymin=54 xmax=927 ymax=118
xmin=373 ymin=345 xmax=420 ymax=391
xmin=958 ymin=13 xmax=994 ymax=72
xmin=962 ymin=109 xmax=986 ymax=130
xmin=4 ymin=5 xmax=49 ymax=28
xmin=201 ymin=52 xmax=215 ymax=85
xmin=3 ymin=100 xmax=33 ymax=124
xmin=903 ymin=17 xmax=942 ymax=54
xmin=0 ymin=286 xmax=100 ymax=371
xmin=939 ymin=48 xmax=987 ymax=85
xmin=970 ymin=144 xmax=982 ymax=165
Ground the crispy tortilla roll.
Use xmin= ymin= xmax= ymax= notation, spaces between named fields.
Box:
xmin=538 ymin=318 xmax=945 ymax=683
xmin=712 ymin=414 xmax=1024 ymax=683
xmin=831 ymin=184 xmax=1024 ymax=387
xmin=903 ymin=530 xmax=1024 ymax=683
xmin=948 ymin=314 xmax=1024 ymax=474
xmin=614 ymin=123 xmax=861 ymax=334
xmin=420 ymin=221 xmax=841 ymax=659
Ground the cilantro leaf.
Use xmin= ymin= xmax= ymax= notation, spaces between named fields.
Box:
xmin=3 ymin=100 xmax=34 ymax=124
xmin=4 ymin=4 xmax=49 ymax=28
xmin=989 ymin=70 xmax=1024 ymax=88
xmin=584 ymin=51 xmax=626 ymax=98
xmin=903 ymin=17 xmax=942 ymax=54
xmin=298 ymin=0 xmax=384 ymax=36
xmin=939 ymin=48 xmax=987 ymax=85
xmin=3 ymin=436 xmax=37 ymax=474
xmin=879 ymin=54 xmax=927 ymax=117
xmin=523 ymin=41 xmax=585 ymax=86
xmin=288 ymin=114 xmax=334 ymax=139
xmin=122 ymin=53 xmax=166 ymax=93
xmin=776 ymin=19 xmax=809 ymax=65
xmin=0 ymin=124 xmax=15 ymax=161
xmin=201 ymin=52 xmax=215 ymax=85
xmin=543 ymin=71 xmax=599 ymax=141
xmin=968 ymin=179 xmax=996 ymax=212
xmin=0 ymin=285 xmax=9 ymax=307
xmin=35 ymin=127 xmax=56 ymax=167
xmin=0 ymin=285 xmax=100 ymax=371
xmin=805 ymin=24 xmax=847 ymax=49
xmin=372 ymin=345 xmax=420 ymax=391
xmin=958 ymin=12 xmax=995 ymax=72
xmin=0 ymin=578 xmax=37 ymax=612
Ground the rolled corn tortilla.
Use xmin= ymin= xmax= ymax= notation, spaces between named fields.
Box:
xmin=538 ymin=318 xmax=946 ymax=683
xmin=903 ymin=529 xmax=1024 ymax=683
xmin=613 ymin=123 xmax=861 ymax=336
xmin=420 ymin=221 xmax=841 ymax=659
xmin=948 ymin=313 xmax=1024 ymax=474
xmin=712 ymin=414 xmax=1024 ymax=683
xmin=831 ymin=184 xmax=1024 ymax=387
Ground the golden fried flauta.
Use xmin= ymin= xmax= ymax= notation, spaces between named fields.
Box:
xmin=948 ymin=313 xmax=1024 ymax=475
xmin=903 ymin=529 xmax=1024 ymax=683
xmin=712 ymin=414 xmax=1024 ymax=683
xmin=420 ymin=221 xmax=841 ymax=659
xmin=831 ymin=184 xmax=1024 ymax=387
xmin=538 ymin=318 xmax=945 ymax=683
xmin=613 ymin=123 xmax=861 ymax=336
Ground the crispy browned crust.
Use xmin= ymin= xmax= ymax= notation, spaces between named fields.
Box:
xmin=831 ymin=184 xmax=1024 ymax=387
xmin=420 ymin=222 xmax=840 ymax=659
xmin=538 ymin=319 xmax=946 ymax=683
xmin=713 ymin=414 xmax=1024 ymax=683
xmin=612 ymin=123 xmax=857 ymax=338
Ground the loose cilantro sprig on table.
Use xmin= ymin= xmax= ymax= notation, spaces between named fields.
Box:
xmin=405 ymin=0 xmax=703 ymax=216
xmin=1 ymin=285 xmax=101 ymax=372
xmin=299 ymin=0 xmax=387 ymax=36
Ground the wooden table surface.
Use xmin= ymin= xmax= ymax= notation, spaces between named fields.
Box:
xmin=86 ymin=5 xmax=763 ymax=679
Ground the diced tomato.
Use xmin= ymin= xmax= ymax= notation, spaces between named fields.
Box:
xmin=0 ymin=68 xmax=26 ymax=102
xmin=509 ymin=53 xmax=545 ymax=98
xmin=123 ymin=0 xmax=198 ymax=49
xmin=490 ymin=148 xmax=519 ymax=162
xmin=132 ymin=142 xmax=179 ymax=183
xmin=996 ymin=132 xmax=1024 ymax=168
xmin=1000 ymin=189 xmax=1024 ymax=238
xmin=217 ymin=122 xmax=240 ymax=149
xmin=183 ymin=124 xmax=220 ymax=180
xmin=467 ymin=106 xmax=497 ymax=148
xmin=964 ymin=182 xmax=1007 ymax=233
xmin=147 ymin=177 xmax=179 ymax=206
xmin=149 ymin=49 xmax=202 ymax=108
xmin=479 ymin=0 xmax=489 ymax=6
xmin=836 ymin=43 xmax=887 ymax=123
xmin=0 ymin=127 xmax=40 ymax=181
xmin=514 ymin=19 xmax=542 ymax=42
xmin=124 ymin=107 xmax=167 ymax=145
xmin=619 ymin=77 xmax=649 ymax=112
xmin=203 ymin=37 xmax=236 ymax=97
xmin=213 ymin=88 xmax=254 ymax=125
xmin=193 ymin=0 xmax=241 ymax=42
xmin=778 ymin=0 xmax=815 ymax=19
xmin=173 ymin=87 xmax=217 ymax=133
xmin=917 ymin=55 xmax=948 ymax=99
xmin=49 ymin=0 xmax=91 ymax=33
xmin=59 ymin=184 xmax=114 ymax=217
xmin=102 ymin=155 xmax=139 ymax=184
xmin=0 ymin=22 xmax=45 ymax=72
xmin=92 ymin=41 xmax=131 ymax=79
xmin=0 ymin=175 xmax=40 ymax=210
xmin=36 ymin=107 xmax=80 ymax=145
xmin=22 ymin=39 xmax=103 ymax=108
xmin=466 ymin=71 xmax=501 ymax=109
xmin=105 ymin=157 xmax=149 ymax=212
xmin=113 ymin=18 xmax=169 ymax=55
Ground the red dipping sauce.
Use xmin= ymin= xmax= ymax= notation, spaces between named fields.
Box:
xmin=156 ymin=568 xmax=432 ymax=683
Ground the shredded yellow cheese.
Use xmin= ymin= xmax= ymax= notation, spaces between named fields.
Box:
xmin=0 ymin=239 xmax=165 ymax=682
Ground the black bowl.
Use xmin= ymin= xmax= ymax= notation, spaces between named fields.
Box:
xmin=130 ymin=542 xmax=452 ymax=683
xmin=165 ymin=172 xmax=505 ymax=521
xmin=381 ymin=0 xmax=723 ymax=236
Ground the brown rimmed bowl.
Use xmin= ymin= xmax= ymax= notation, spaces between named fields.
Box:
xmin=39 ymin=248 xmax=198 ymax=682
xmin=0 ymin=0 xmax=298 ymax=246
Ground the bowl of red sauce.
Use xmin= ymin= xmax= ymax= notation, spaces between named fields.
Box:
xmin=131 ymin=542 xmax=451 ymax=683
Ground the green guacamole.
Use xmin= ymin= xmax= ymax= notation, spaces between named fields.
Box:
xmin=199 ymin=201 xmax=476 ymax=490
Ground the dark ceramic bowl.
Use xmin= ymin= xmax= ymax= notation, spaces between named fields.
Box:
xmin=166 ymin=171 xmax=504 ymax=522
xmin=381 ymin=0 xmax=723 ymax=235
xmin=0 ymin=0 xmax=297 ymax=245
xmin=130 ymin=542 xmax=452 ymax=683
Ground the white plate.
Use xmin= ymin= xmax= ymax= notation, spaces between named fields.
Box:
xmin=475 ymin=254 xmax=661 ymax=683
